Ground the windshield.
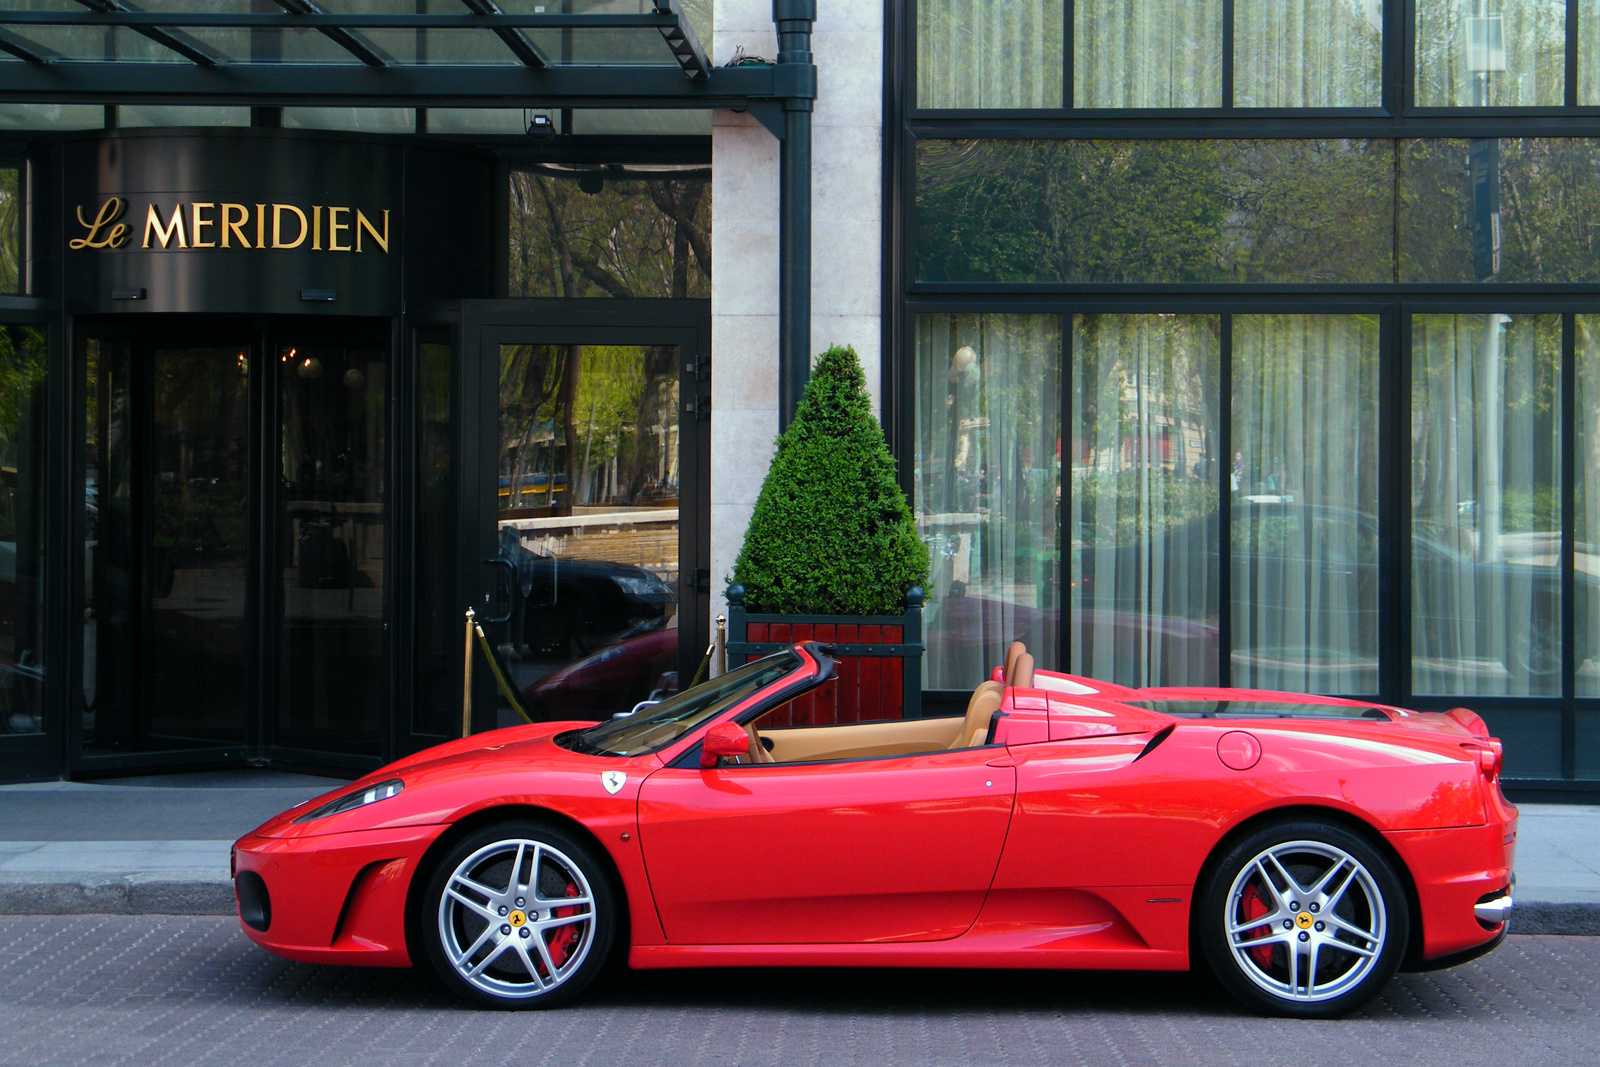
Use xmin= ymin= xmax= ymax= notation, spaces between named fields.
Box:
xmin=561 ymin=650 xmax=804 ymax=757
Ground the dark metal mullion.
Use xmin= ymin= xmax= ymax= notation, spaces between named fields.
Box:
xmin=1387 ymin=0 xmax=1408 ymax=115
xmin=1217 ymin=314 xmax=1232 ymax=686
xmin=1563 ymin=313 xmax=1578 ymax=778
xmin=457 ymin=0 xmax=548 ymax=70
xmin=1568 ymin=0 xmax=1581 ymax=109
xmin=1059 ymin=310 xmax=1072 ymax=675
xmin=0 ymin=27 xmax=55 ymax=64
xmin=1221 ymin=0 xmax=1234 ymax=109
xmin=1062 ymin=0 xmax=1073 ymax=109
xmin=269 ymin=0 xmax=390 ymax=69
xmin=72 ymin=0 xmax=224 ymax=68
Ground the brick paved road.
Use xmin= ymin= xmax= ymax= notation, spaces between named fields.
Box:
xmin=0 ymin=918 xmax=1596 ymax=1067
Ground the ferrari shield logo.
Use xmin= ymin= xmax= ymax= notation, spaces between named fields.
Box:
xmin=601 ymin=771 xmax=626 ymax=795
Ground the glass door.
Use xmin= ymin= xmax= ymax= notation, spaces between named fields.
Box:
xmin=406 ymin=303 xmax=710 ymax=751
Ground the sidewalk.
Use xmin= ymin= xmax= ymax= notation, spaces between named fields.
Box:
xmin=0 ymin=771 xmax=1596 ymax=934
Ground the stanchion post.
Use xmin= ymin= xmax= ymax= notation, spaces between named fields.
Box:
xmin=462 ymin=607 xmax=476 ymax=738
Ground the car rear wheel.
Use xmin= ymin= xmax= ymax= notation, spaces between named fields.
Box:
xmin=422 ymin=821 xmax=617 ymax=1009
xmin=1198 ymin=820 xmax=1409 ymax=1018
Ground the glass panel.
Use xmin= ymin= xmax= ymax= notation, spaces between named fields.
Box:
xmin=0 ymin=168 xmax=18 ymax=295
xmin=413 ymin=332 xmax=458 ymax=738
xmin=277 ymin=340 xmax=388 ymax=755
xmin=117 ymin=106 xmax=251 ymax=128
xmin=282 ymin=108 xmax=416 ymax=133
xmin=0 ymin=325 xmax=46 ymax=737
xmin=1399 ymin=139 xmax=1600 ymax=284
xmin=1416 ymin=0 xmax=1565 ymax=107
xmin=1231 ymin=315 xmax=1381 ymax=693
xmin=915 ymin=139 xmax=1394 ymax=284
xmin=1075 ymin=0 xmax=1223 ymax=108
xmin=426 ymin=109 xmax=535 ymax=136
xmin=1070 ymin=314 xmax=1222 ymax=687
xmin=1233 ymin=0 xmax=1383 ymax=108
xmin=913 ymin=315 xmax=1061 ymax=690
xmin=0 ymin=104 xmax=104 ymax=131
xmin=917 ymin=0 xmax=1063 ymax=109
xmin=1479 ymin=706 xmax=1562 ymax=777
xmin=82 ymin=339 xmax=251 ymax=755
xmin=1585 ymin=2 xmax=1600 ymax=105
xmin=498 ymin=344 xmax=680 ymax=724
xmin=568 ymin=110 xmax=713 ymax=136
xmin=509 ymin=167 xmax=709 ymax=299
xmin=1411 ymin=313 xmax=1562 ymax=697
xmin=1578 ymin=315 xmax=1600 ymax=694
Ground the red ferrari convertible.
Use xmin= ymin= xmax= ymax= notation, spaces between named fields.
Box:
xmin=233 ymin=642 xmax=1516 ymax=1017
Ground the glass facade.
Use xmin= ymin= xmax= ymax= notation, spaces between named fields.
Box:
xmin=0 ymin=326 xmax=46 ymax=738
xmin=1416 ymin=1 xmax=1566 ymax=107
xmin=1074 ymin=0 xmax=1222 ymax=109
xmin=917 ymin=0 xmax=1063 ymax=109
xmin=1234 ymin=1 xmax=1382 ymax=108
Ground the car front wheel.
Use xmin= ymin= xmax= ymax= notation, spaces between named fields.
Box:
xmin=1198 ymin=820 xmax=1409 ymax=1017
xmin=422 ymin=821 xmax=617 ymax=1009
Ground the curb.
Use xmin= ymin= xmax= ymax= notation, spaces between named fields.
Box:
xmin=0 ymin=880 xmax=235 ymax=917
xmin=2 ymin=881 xmax=1597 ymax=935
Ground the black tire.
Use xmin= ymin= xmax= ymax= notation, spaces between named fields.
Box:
xmin=1197 ymin=819 xmax=1410 ymax=1018
xmin=421 ymin=820 xmax=618 ymax=1009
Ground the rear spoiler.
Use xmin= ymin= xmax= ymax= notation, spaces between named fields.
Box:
xmin=1446 ymin=706 xmax=1491 ymax=739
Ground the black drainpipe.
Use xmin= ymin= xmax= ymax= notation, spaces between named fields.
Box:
xmin=773 ymin=0 xmax=815 ymax=431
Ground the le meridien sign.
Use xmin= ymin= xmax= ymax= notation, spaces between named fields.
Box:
xmin=72 ymin=196 xmax=391 ymax=254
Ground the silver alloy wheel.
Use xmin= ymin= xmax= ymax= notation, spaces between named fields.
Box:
xmin=1224 ymin=839 xmax=1387 ymax=1004
xmin=436 ymin=837 xmax=597 ymax=1001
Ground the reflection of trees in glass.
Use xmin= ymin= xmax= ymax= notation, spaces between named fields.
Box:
xmin=1416 ymin=0 xmax=1566 ymax=107
xmin=500 ymin=344 xmax=678 ymax=512
xmin=0 ymin=168 xmax=18 ymax=294
xmin=1234 ymin=0 xmax=1382 ymax=107
xmin=1401 ymin=139 xmax=1600 ymax=283
xmin=917 ymin=0 xmax=1063 ymax=109
xmin=509 ymin=166 xmax=709 ymax=299
xmin=0 ymin=326 xmax=45 ymax=464
xmin=916 ymin=139 xmax=1394 ymax=284
xmin=1075 ymin=0 xmax=1223 ymax=108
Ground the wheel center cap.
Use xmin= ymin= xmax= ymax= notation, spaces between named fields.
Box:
xmin=508 ymin=910 xmax=527 ymax=928
xmin=1295 ymin=912 xmax=1314 ymax=929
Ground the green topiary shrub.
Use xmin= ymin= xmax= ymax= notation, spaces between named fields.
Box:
xmin=732 ymin=344 xmax=929 ymax=615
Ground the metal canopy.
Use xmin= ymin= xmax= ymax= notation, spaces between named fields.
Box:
xmin=0 ymin=0 xmax=739 ymax=106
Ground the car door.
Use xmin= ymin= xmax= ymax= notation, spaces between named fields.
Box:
xmin=636 ymin=747 xmax=1016 ymax=945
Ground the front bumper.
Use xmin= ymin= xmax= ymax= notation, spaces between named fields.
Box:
xmin=232 ymin=822 xmax=449 ymax=968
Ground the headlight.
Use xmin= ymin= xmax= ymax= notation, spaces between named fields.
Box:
xmin=612 ymin=575 xmax=670 ymax=598
xmin=293 ymin=779 xmax=404 ymax=823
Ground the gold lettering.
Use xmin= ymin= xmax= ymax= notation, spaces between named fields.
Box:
xmin=312 ymin=205 xmax=322 ymax=251
xmin=190 ymin=202 xmax=216 ymax=248
xmin=70 ymin=198 xmax=130 ymax=250
xmin=355 ymin=209 xmax=389 ymax=254
xmin=221 ymin=204 xmax=250 ymax=249
xmin=142 ymin=204 xmax=187 ymax=249
xmin=272 ymin=203 xmax=307 ymax=249
xmin=327 ymin=206 xmax=351 ymax=252
xmin=255 ymin=204 xmax=266 ymax=249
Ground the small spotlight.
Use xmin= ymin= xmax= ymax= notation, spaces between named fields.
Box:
xmin=526 ymin=111 xmax=556 ymax=144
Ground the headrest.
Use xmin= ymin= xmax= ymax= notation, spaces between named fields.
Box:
xmin=1011 ymin=653 xmax=1035 ymax=689
xmin=1004 ymin=641 xmax=1027 ymax=682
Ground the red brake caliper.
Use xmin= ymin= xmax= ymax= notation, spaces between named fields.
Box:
xmin=544 ymin=882 xmax=583 ymax=970
xmin=1239 ymin=883 xmax=1275 ymax=968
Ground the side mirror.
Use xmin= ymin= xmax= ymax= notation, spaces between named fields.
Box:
xmin=700 ymin=721 xmax=750 ymax=768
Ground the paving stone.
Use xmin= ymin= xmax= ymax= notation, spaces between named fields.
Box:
xmin=0 ymin=918 xmax=1596 ymax=1067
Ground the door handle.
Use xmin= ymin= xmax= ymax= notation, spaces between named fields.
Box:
xmin=483 ymin=557 xmax=516 ymax=624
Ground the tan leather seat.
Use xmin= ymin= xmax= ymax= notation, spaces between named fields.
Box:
xmin=1004 ymin=642 xmax=1027 ymax=684
xmin=1011 ymin=653 xmax=1035 ymax=690
xmin=745 ymin=723 xmax=776 ymax=763
xmin=949 ymin=682 xmax=1003 ymax=750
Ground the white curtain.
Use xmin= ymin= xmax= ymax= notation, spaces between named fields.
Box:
xmin=1070 ymin=315 xmax=1221 ymax=686
xmin=1075 ymin=0 xmax=1224 ymax=108
xmin=1234 ymin=0 xmax=1383 ymax=107
xmin=1232 ymin=315 xmax=1380 ymax=693
xmin=1411 ymin=313 xmax=1562 ymax=696
xmin=915 ymin=315 xmax=1061 ymax=689
xmin=918 ymin=0 xmax=1064 ymax=109
xmin=1416 ymin=0 xmax=1567 ymax=107
xmin=1586 ymin=4 xmax=1600 ymax=104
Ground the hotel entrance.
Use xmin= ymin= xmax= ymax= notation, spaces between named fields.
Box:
xmin=75 ymin=316 xmax=391 ymax=774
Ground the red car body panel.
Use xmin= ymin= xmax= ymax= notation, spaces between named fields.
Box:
xmin=234 ymin=645 xmax=1516 ymax=979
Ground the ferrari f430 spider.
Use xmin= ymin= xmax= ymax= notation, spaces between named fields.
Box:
xmin=234 ymin=642 xmax=1516 ymax=1017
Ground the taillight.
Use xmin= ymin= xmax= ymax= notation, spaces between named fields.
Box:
xmin=1463 ymin=739 xmax=1503 ymax=780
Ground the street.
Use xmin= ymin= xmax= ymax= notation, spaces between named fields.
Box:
xmin=0 ymin=918 xmax=1595 ymax=1066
